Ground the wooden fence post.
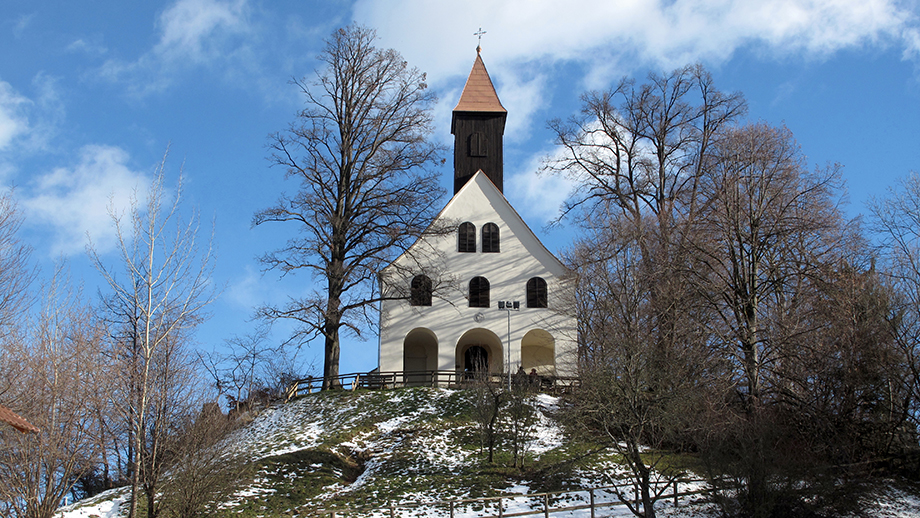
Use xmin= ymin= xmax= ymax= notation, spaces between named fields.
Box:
xmin=498 ymin=497 xmax=503 ymax=517
xmin=589 ymin=488 xmax=595 ymax=518
xmin=674 ymin=480 xmax=679 ymax=507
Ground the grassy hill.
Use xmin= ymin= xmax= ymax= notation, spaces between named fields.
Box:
xmin=222 ymin=387 xmax=601 ymax=516
xmin=58 ymin=387 xmax=666 ymax=517
xmin=55 ymin=386 xmax=920 ymax=518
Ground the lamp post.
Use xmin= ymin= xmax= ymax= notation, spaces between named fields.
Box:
xmin=498 ymin=300 xmax=519 ymax=391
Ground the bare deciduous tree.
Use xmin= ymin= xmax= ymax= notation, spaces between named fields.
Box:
xmin=546 ymin=66 xmax=746 ymax=518
xmin=565 ymin=212 xmax=721 ymax=518
xmin=545 ymin=62 xmax=745 ymax=406
xmin=200 ymin=327 xmax=305 ymax=412
xmin=689 ymin=123 xmax=855 ymax=517
xmin=505 ymin=374 xmax=538 ymax=469
xmin=0 ymin=190 xmax=32 ymax=336
xmin=692 ymin=123 xmax=845 ymax=409
xmin=255 ymin=24 xmax=445 ymax=390
xmin=468 ymin=371 xmax=504 ymax=464
xmin=871 ymin=172 xmax=920 ymax=430
xmin=544 ymin=64 xmax=745 ymax=229
xmin=0 ymin=267 xmax=108 ymax=518
xmin=89 ymin=154 xmax=216 ymax=518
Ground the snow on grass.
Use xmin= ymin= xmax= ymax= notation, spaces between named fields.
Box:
xmin=847 ymin=484 xmax=920 ymax=518
xmin=228 ymin=394 xmax=363 ymax=461
xmin=55 ymin=487 xmax=129 ymax=518
xmin=530 ymin=393 xmax=565 ymax=456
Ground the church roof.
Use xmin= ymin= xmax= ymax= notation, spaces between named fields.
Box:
xmin=453 ymin=52 xmax=506 ymax=113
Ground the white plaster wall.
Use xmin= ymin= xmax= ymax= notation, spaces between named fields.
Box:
xmin=378 ymin=172 xmax=577 ymax=378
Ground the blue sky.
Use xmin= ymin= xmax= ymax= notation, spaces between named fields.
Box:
xmin=2 ymin=0 xmax=920 ymax=376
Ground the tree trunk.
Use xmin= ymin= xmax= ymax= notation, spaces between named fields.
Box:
xmin=322 ymin=323 xmax=342 ymax=390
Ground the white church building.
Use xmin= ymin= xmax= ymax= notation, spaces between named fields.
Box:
xmin=377 ymin=51 xmax=577 ymax=383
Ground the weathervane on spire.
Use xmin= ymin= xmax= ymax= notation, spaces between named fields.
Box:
xmin=474 ymin=27 xmax=486 ymax=53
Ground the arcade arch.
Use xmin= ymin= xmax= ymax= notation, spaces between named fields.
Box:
xmin=455 ymin=328 xmax=503 ymax=375
xmin=403 ymin=328 xmax=438 ymax=385
xmin=521 ymin=329 xmax=555 ymax=376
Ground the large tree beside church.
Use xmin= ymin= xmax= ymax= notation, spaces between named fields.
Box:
xmin=256 ymin=25 xmax=444 ymax=390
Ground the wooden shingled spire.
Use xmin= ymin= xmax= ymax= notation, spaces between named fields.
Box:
xmin=451 ymin=47 xmax=507 ymax=194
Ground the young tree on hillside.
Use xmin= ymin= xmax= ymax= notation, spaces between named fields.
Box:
xmin=89 ymin=155 xmax=216 ymax=518
xmin=255 ymin=25 xmax=445 ymax=390
xmin=154 ymin=407 xmax=249 ymax=518
xmin=469 ymin=371 xmax=504 ymax=464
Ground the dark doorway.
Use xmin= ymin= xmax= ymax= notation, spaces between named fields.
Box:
xmin=464 ymin=345 xmax=489 ymax=373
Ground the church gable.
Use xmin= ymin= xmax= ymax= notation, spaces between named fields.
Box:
xmin=383 ymin=170 xmax=567 ymax=285
xmin=439 ymin=171 xmax=567 ymax=277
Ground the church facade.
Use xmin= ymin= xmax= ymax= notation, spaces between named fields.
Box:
xmin=377 ymin=52 xmax=577 ymax=381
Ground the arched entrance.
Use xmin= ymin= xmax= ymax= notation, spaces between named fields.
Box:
xmin=521 ymin=329 xmax=555 ymax=376
xmin=464 ymin=345 xmax=489 ymax=373
xmin=456 ymin=328 xmax=503 ymax=378
xmin=403 ymin=328 xmax=438 ymax=386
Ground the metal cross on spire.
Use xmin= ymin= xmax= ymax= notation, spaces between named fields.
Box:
xmin=474 ymin=27 xmax=486 ymax=53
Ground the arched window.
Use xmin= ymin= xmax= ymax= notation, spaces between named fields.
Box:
xmin=458 ymin=222 xmax=476 ymax=253
xmin=469 ymin=276 xmax=490 ymax=308
xmin=482 ymin=223 xmax=500 ymax=253
xmin=469 ymin=132 xmax=487 ymax=157
xmin=410 ymin=275 xmax=432 ymax=306
xmin=526 ymin=277 xmax=547 ymax=308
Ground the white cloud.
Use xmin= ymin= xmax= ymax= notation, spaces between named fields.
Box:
xmin=153 ymin=0 xmax=250 ymax=64
xmin=0 ymin=81 xmax=31 ymax=152
xmin=495 ymin=68 xmax=548 ymax=144
xmin=66 ymin=38 xmax=108 ymax=56
xmin=0 ymin=75 xmax=64 ymax=184
xmin=21 ymin=145 xmax=151 ymax=257
xmin=13 ymin=14 xmax=34 ymax=39
xmin=225 ymin=264 xmax=274 ymax=310
xmin=97 ymin=0 xmax=252 ymax=95
xmin=359 ymin=0 xmax=912 ymax=75
xmin=904 ymin=26 xmax=920 ymax=61
xmin=506 ymin=152 xmax=577 ymax=226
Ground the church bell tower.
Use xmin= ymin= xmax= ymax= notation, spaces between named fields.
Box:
xmin=451 ymin=50 xmax=507 ymax=194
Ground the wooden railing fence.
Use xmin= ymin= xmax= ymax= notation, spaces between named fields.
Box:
xmin=297 ymin=478 xmax=709 ymax=518
xmin=285 ymin=370 xmax=580 ymax=401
